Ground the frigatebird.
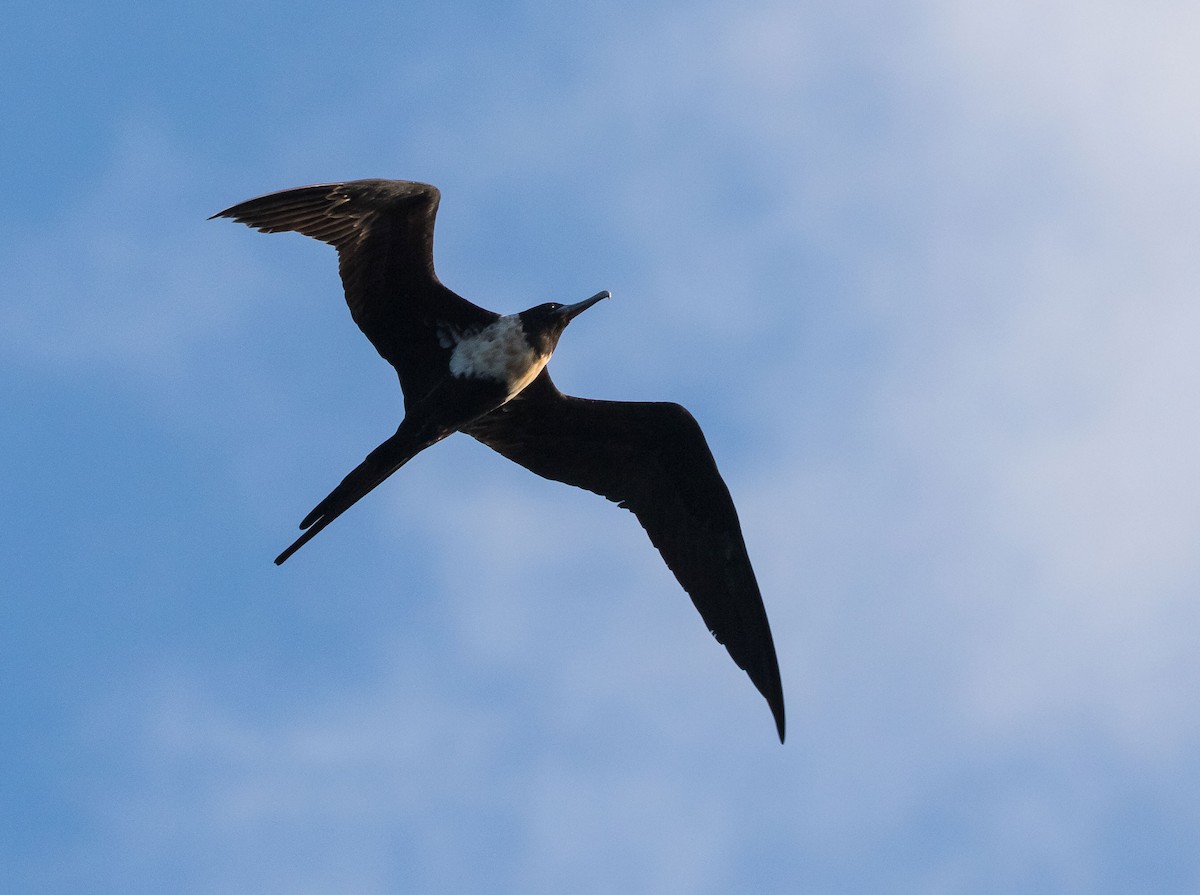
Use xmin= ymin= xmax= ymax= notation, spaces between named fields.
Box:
xmin=212 ymin=179 xmax=785 ymax=741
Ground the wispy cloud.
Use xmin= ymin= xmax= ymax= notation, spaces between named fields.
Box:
xmin=9 ymin=1 xmax=1200 ymax=892
xmin=1 ymin=122 xmax=260 ymax=378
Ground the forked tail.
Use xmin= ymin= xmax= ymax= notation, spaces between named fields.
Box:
xmin=275 ymin=424 xmax=442 ymax=564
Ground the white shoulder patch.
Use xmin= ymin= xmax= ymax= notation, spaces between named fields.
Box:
xmin=449 ymin=315 xmax=549 ymax=399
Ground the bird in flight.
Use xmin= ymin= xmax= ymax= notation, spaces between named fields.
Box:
xmin=212 ymin=179 xmax=785 ymax=741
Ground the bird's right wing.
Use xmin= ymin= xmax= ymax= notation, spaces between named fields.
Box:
xmin=211 ymin=179 xmax=497 ymax=406
xmin=463 ymin=371 xmax=785 ymax=741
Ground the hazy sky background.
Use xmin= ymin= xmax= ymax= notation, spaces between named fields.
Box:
xmin=4 ymin=1 xmax=1199 ymax=892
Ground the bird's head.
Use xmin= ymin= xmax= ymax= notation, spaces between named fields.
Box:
xmin=518 ymin=290 xmax=609 ymax=355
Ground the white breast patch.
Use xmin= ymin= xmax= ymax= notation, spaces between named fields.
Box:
xmin=448 ymin=315 xmax=549 ymax=399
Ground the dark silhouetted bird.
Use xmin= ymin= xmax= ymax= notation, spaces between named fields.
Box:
xmin=212 ymin=179 xmax=785 ymax=741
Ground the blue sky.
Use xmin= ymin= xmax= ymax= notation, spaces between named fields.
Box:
xmin=4 ymin=1 xmax=1200 ymax=892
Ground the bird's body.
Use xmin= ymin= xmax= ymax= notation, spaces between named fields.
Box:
xmin=212 ymin=179 xmax=785 ymax=741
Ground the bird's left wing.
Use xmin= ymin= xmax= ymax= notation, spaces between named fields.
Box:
xmin=210 ymin=179 xmax=497 ymax=407
xmin=463 ymin=371 xmax=786 ymax=741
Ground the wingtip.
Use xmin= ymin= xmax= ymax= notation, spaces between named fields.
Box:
xmin=752 ymin=655 xmax=786 ymax=743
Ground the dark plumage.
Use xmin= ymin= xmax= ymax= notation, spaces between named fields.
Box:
xmin=211 ymin=179 xmax=785 ymax=741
